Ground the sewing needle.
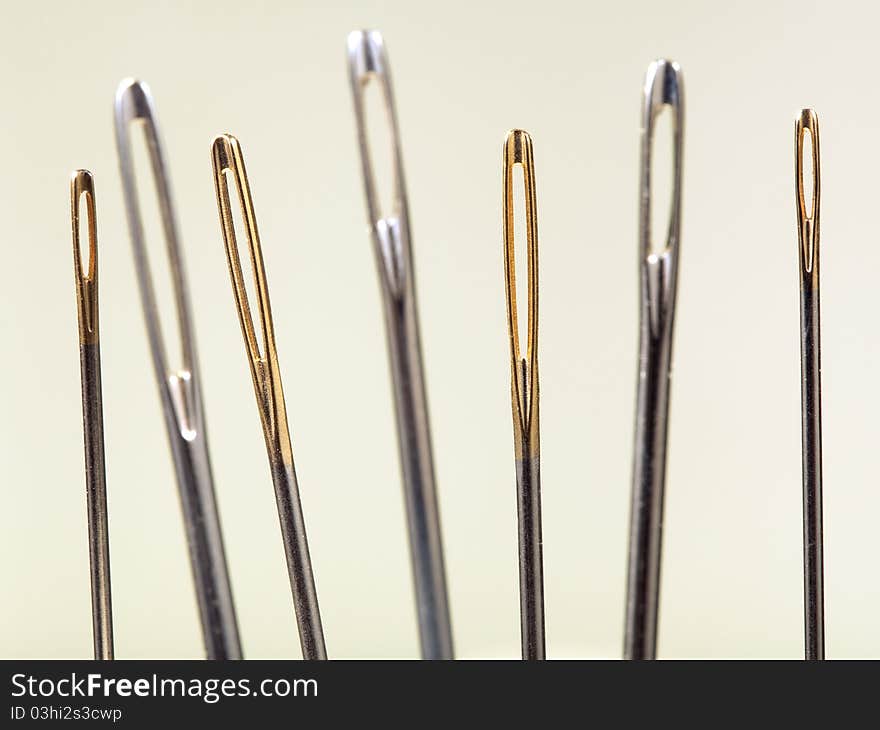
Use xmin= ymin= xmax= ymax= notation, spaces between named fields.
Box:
xmin=114 ymin=79 xmax=242 ymax=659
xmin=71 ymin=170 xmax=114 ymax=660
xmin=795 ymin=108 xmax=825 ymax=661
xmin=211 ymin=133 xmax=327 ymax=660
xmin=624 ymin=59 xmax=684 ymax=660
xmin=502 ymin=130 xmax=546 ymax=660
xmin=347 ymin=29 xmax=454 ymax=659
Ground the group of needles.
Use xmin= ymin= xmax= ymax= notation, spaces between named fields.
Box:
xmin=71 ymin=30 xmax=824 ymax=661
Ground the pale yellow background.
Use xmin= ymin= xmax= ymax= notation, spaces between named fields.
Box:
xmin=1 ymin=0 xmax=876 ymax=659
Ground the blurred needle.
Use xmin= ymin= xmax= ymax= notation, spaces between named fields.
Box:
xmin=114 ymin=79 xmax=242 ymax=659
xmin=347 ymin=29 xmax=453 ymax=659
xmin=795 ymin=108 xmax=825 ymax=661
xmin=212 ymin=133 xmax=327 ymax=660
xmin=502 ymin=130 xmax=545 ymax=660
xmin=71 ymin=170 xmax=114 ymax=660
xmin=624 ymin=59 xmax=684 ymax=660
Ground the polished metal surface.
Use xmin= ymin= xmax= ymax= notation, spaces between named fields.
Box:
xmin=624 ymin=59 xmax=684 ymax=660
xmin=795 ymin=108 xmax=825 ymax=661
xmin=212 ymin=134 xmax=327 ymax=660
xmin=71 ymin=170 xmax=114 ymax=661
xmin=502 ymin=130 xmax=545 ymax=660
xmin=347 ymin=29 xmax=453 ymax=660
xmin=114 ymin=80 xmax=241 ymax=660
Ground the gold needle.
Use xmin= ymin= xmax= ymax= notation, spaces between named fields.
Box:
xmin=212 ymin=133 xmax=327 ymax=660
xmin=71 ymin=170 xmax=114 ymax=660
xmin=502 ymin=129 xmax=545 ymax=660
xmin=795 ymin=108 xmax=825 ymax=661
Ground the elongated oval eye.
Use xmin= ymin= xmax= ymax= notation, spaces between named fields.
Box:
xmin=348 ymin=29 xmax=406 ymax=238
xmin=362 ymin=76 xmax=398 ymax=223
xmin=795 ymin=109 xmax=820 ymax=273
xmin=212 ymin=135 xmax=268 ymax=367
xmin=648 ymin=106 xmax=674 ymax=258
xmin=641 ymin=59 xmax=683 ymax=267
xmin=114 ymin=78 xmax=195 ymax=379
xmin=71 ymin=169 xmax=99 ymax=340
xmin=800 ymin=126 xmax=815 ymax=220
xmin=503 ymin=129 xmax=538 ymax=380
xmin=511 ymin=161 xmax=528 ymax=356
xmin=72 ymin=172 xmax=96 ymax=282
xmin=226 ymin=166 xmax=265 ymax=361
xmin=130 ymin=118 xmax=185 ymax=373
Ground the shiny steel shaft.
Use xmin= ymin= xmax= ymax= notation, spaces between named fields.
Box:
xmin=795 ymin=108 xmax=825 ymax=661
xmin=347 ymin=29 xmax=453 ymax=659
xmin=114 ymin=80 xmax=241 ymax=659
xmin=624 ymin=60 xmax=684 ymax=660
xmin=72 ymin=170 xmax=114 ymax=660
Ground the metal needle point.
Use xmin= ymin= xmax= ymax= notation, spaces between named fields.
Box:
xmin=71 ymin=170 xmax=114 ymax=660
xmin=624 ymin=59 xmax=684 ymax=660
xmin=502 ymin=130 xmax=545 ymax=660
xmin=114 ymin=79 xmax=242 ymax=659
xmin=212 ymin=134 xmax=327 ymax=660
xmin=347 ymin=29 xmax=454 ymax=659
xmin=795 ymin=108 xmax=825 ymax=661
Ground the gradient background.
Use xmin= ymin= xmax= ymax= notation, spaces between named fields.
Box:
xmin=2 ymin=0 xmax=878 ymax=659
